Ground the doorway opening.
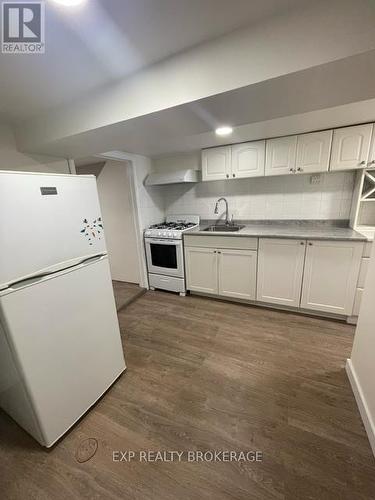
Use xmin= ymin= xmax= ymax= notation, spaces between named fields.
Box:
xmin=76 ymin=160 xmax=144 ymax=309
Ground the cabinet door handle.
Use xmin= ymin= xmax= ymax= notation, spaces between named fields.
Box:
xmin=213 ymin=250 xmax=217 ymax=253
xmin=359 ymin=160 xmax=366 ymax=166
xmin=226 ymin=174 xmax=229 ymax=178
xmin=308 ymin=242 xmax=313 ymax=246
xmin=367 ymin=160 xmax=375 ymax=166
xmin=289 ymin=168 xmax=294 ymax=173
xmin=232 ymin=173 xmax=236 ymax=178
xmin=217 ymin=251 xmax=221 ymax=254
xmin=300 ymin=241 xmax=305 ymax=245
xmin=297 ymin=167 xmax=304 ymax=172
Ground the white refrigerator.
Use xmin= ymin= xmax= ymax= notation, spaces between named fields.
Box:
xmin=0 ymin=171 xmax=126 ymax=447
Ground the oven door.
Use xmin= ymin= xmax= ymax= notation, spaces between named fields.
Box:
xmin=145 ymin=238 xmax=184 ymax=278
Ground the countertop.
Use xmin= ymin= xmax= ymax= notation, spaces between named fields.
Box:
xmin=185 ymin=220 xmax=368 ymax=242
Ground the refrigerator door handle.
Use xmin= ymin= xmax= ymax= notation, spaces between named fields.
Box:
xmin=79 ymin=254 xmax=106 ymax=266
xmin=2 ymin=254 xmax=107 ymax=292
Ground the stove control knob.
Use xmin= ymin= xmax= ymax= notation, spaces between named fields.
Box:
xmin=163 ymin=232 xmax=167 ymax=237
xmin=158 ymin=231 xmax=161 ymax=236
xmin=173 ymin=232 xmax=177 ymax=238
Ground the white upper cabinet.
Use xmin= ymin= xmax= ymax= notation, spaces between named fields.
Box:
xmin=231 ymin=141 xmax=265 ymax=179
xmin=300 ymin=240 xmax=363 ymax=315
xmin=257 ymin=238 xmax=306 ymax=307
xmin=330 ymin=124 xmax=373 ymax=171
xmin=218 ymin=249 xmax=257 ymax=300
xmin=295 ymin=130 xmax=332 ymax=174
xmin=202 ymin=141 xmax=265 ymax=181
xmin=201 ymin=122 xmax=375 ymax=180
xmin=201 ymin=146 xmax=231 ymax=181
xmin=265 ymin=136 xmax=297 ymax=176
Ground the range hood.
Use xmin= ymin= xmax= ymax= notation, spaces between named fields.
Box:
xmin=145 ymin=169 xmax=200 ymax=186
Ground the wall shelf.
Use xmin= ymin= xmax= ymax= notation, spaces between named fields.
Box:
xmin=361 ymin=171 xmax=375 ymax=200
xmin=350 ymin=168 xmax=375 ymax=240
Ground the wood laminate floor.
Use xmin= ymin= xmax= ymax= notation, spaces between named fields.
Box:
xmin=112 ymin=280 xmax=146 ymax=312
xmin=1 ymin=290 xmax=375 ymax=499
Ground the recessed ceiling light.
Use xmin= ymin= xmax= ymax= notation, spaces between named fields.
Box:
xmin=215 ymin=126 xmax=233 ymax=136
xmin=52 ymin=0 xmax=86 ymax=6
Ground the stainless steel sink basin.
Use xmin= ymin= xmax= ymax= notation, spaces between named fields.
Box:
xmin=203 ymin=225 xmax=245 ymax=232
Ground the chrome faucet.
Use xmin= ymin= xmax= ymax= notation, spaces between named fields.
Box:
xmin=214 ymin=197 xmax=230 ymax=225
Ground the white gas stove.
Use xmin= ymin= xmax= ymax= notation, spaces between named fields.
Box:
xmin=144 ymin=215 xmax=200 ymax=295
xmin=144 ymin=215 xmax=200 ymax=240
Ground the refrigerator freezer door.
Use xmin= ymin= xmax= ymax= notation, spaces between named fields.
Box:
xmin=0 ymin=256 xmax=125 ymax=447
xmin=0 ymin=172 xmax=106 ymax=289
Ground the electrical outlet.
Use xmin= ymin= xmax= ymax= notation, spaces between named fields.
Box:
xmin=310 ymin=174 xmax=321 ymax=185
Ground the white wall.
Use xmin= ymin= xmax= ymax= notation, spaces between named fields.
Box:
xmin=347 ymin=241 xmax=375 ymax=456
xmin=95 ymin=154 xmax=165 ymax=288
xmin=162 ymin=170 xmax=355 ymax=221
xmin=128 ymin=155 xmax=165 ymax=288
xmin=0 ymin=123 xmax=69 ymax=173
xmin=77 ymin=161 xmax=141 ymax=283
xmin=153 ymin=153 xmax=200 ymax=173
xmin=132 ymin=155 xmax=166 ymax=229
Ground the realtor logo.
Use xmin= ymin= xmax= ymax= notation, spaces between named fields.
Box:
xmin=2 ymin=1 xmax=45 ymax=54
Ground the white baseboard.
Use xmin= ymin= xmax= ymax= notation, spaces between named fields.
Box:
xmin=346 ymin=316 xmax=358 ymax=325
xmin=346 ymin=359 xmax=375 ymax=457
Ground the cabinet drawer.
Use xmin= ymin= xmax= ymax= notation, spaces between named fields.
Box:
xmin=149 ymin=274 xmax=185 ymax=293
xmin=184 ymin=235 xmax=258 ymax=250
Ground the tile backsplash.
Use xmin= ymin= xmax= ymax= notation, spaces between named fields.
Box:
xmin=161 ymin=171 xmax=355 ymax=221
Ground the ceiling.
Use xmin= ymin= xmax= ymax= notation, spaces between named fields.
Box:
xmin=0 ymin=0 xmax=308 ymax=122
xmin=37 ymin=50 xmax=375 ymax=162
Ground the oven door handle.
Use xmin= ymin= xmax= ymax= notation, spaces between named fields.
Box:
xmin=145 ymin=238 xmax=182 ymax=245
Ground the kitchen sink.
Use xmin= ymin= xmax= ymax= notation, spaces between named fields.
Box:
xmin=203 ymin=225 xmax=245 ymax=232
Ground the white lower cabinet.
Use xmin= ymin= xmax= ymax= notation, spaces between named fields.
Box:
xmin=185 ymin=236 xmax=363 ymax=318
xmin=218 ymin=249 xmax=257 ymax=300
xmin=185 ymin=245 xmax=257 ymax=299
xmin=300 ymin=240 xmax=363 ymax=315
xmin=257 ymin=238 xmax=306 ymax=307
xmin=184 ymin=247 xmax=218 ymax=294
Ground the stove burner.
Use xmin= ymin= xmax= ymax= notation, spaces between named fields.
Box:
xmin=149 ymin=222 xmax=196 ymax=230
xmin=145 ymin=215 xmax=200 ymax=243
